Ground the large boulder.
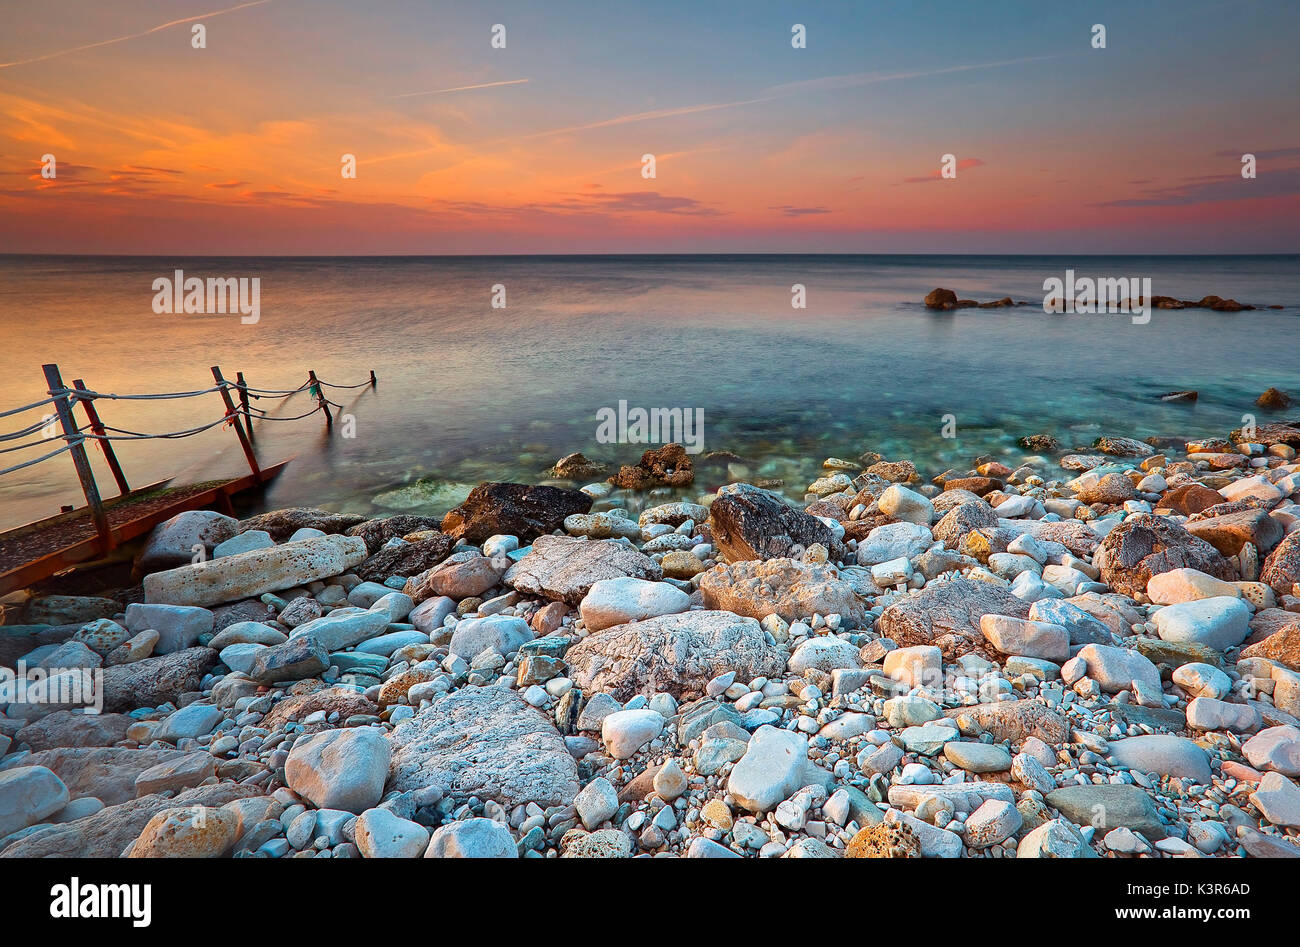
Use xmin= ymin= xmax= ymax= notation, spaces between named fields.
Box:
xmin=727 ymin=726 xmax=812 ymax=813
xmin=879 ymin=578 xmax=1031 ymax=659
xmin=404 ymin=552 xmax=506 ymax=603
xmin=505 ymin=535 xmax=661 ymax=605
xmin=447 ymin=615 xmax=534 ymax=659
xmin=247 ymin=636 xmax=329 ymax=684
xmin=1153 ymin=596 xmax=1252 ymax=651
xmin=123 ymin=603 xmax=213 ymax=654
xmin=932 ymin=501 xmax=999 ymax=549
xmin=285 ymin=727 xmax=391 ymax=814
xmin=387 ymin=686 xmax=579 ymax=808
xmin=129 ymin=805 xmax=242 ymax=858
xmin=100 ymin=648 xmax=219 ymax=713
xmin=1095 ymin=514 xmax=1233 ymax=598
xmin=1045 ymin=784 xmax=1166 ymax=839
xmin=440 ymin=483 xmax=592 ymax=545
xmin=699 ymin=558 xmax=866 ymax=626
xmin=237 ymin=508 xmax=366 ymax=541
xmin=579 ymin=577 xmax=691 ymax=632
xmin=136 ymin=511 xmax=238 ymax=573
xmin=707 ymin=484 xmax=841 ymax=562
xmin=565 ymin=610 xmax=786 ymax=702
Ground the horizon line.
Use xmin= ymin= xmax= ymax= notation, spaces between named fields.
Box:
xmin=2 ymin=250 xmax=1298 ymax=259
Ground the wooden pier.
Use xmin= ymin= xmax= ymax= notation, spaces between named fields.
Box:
xmin=0 ymin=363 xmax=374 ymax=597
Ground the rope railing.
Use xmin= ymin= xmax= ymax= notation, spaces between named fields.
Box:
xmin=0 ymin=443 xmax=73 ymax=477
xmin=0 ymin=395 xmax=58 ymax=420
xmin=0 ymin=363 xmax=377 ymax=550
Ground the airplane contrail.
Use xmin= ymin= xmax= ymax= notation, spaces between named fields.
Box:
xmin=0 ymin=0 xmax=273 ymax=70
xmin=394 ymin=78 xmax=531 ymax=99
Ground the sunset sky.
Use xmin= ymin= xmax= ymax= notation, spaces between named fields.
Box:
xmin=2 ymin=0 xmax=1298 ymax=254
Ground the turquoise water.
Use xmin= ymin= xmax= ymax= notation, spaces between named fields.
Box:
xmin=1 ymin=254 xmax=1297 ymax=529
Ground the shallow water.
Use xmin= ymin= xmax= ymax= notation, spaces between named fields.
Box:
xmin=1 ymin=254 xmax=1297 ymax=530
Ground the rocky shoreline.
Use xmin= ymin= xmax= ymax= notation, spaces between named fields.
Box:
xmin=3 ymin=418 xmax=1300 ymax=859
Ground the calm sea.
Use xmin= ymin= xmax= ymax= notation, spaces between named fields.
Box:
xmin=1 ymin=254 xmax=1297 ymax=531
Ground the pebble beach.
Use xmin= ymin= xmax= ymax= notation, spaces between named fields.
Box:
xmin=3 ymin=412 xmax=1300 ymax=861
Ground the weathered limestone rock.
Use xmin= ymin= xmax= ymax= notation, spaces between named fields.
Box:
xmin=143 ymin=535 xmax=367 ymax=607
xmin=879 ymin=578 xmax=1031 ymax=659
xmin=565 ymin=610 xmax=786 ymax=702
xmin=1261 ymin=530 xmax=1300 ymax=597
xmin=387 ymin=686 xmax=579 ymax=807
xmin=505 ymin=535 xmax=662 ymax=606
xmin=100 ymin=648 xmax=219 ymax=713
xmin=18 ymin=747 xmax=195 ymax=806
xmin=699 ymin=558 xmax=865 ymax=626
xmin=14 ymin=711 xmax=134 ymax=751
xmin=0 ymin=783 xmax=262 ymax=858
xmin=129 ymin=805 xmax=241 ymax=857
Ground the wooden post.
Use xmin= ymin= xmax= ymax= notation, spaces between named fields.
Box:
xmin=236 ymin=372 xmax=254 ymax=441
xmin=72 ymin=379 xmax=130 ymax=496
xmin=43 ymin=363 xmax=112 ymax=550
xmin=211 ymin=366 xmax=262 ymax=482
xmin=308 ymin=370 xmax=333 ymax=431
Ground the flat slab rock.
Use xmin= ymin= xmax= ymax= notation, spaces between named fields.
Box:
xmin=565 ymin=609 xmax=787 ymax=702
xmin=699 ymin=557 xmax=866 ymax=626
xmin=14 ymin=711 xmax=135 ymax=751
xmin=387 ymin=686 xmax=580 ymax=808
xmin=879 ymin=578 xmax=1031 ymax=659
xmin=505 ymin=535 xmax=662 ymax=606
xmin=15 ymin=747 xmax=198 ymax=807
xmin=99 ymin=647 xmax=219 ymax=713
xmin=0 ymin=784 xmax=262 ymax=858
xmin=1046 ymin=784 xmax=1167 ymax=839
